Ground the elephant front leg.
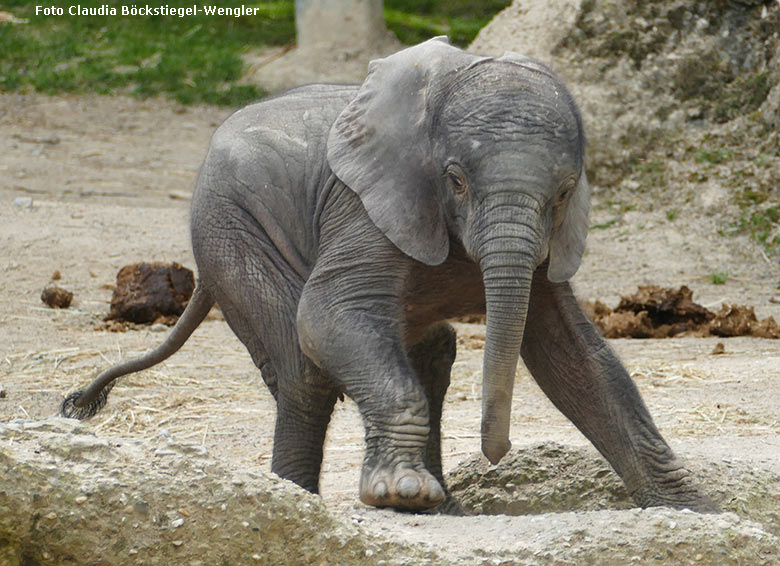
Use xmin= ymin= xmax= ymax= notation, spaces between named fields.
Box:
xmin=297 ymin=264 xmax=445 ymax=510
xmin=358 ymin=389 xmax=445 ymax=510
xmin=520 ymin=267 xmax=719 ymax=512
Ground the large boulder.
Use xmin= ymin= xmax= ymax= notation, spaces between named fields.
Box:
xmin=471 ymin=1 xmax=780 ymax=187
xmin=0 ymin=418 xmax=443 ymax=566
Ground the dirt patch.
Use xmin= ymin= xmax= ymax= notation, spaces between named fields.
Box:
xmin=448 ymin=443 xmax=630 ymax=515
xmin=584 ymin=285 xmax=780 ymax=338
xmin=446 ymin=442 xmax=780 ymax=538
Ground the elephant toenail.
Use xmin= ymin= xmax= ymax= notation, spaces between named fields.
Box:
xmin=428 ymin=481 xmax=445 ymax=502
xmin=397 ymin=475 xmax=421 ymax=498
xmin=373 ymin=481 xmax=388 ymax=499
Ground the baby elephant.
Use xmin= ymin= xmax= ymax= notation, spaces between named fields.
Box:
xmin=62 ymin=37 xmax=717 ymax=513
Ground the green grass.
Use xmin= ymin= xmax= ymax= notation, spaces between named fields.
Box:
xmin=728 ymin=186 xmax=780 ymax=256
xmin=0 ymin=0 xmax=295 ymax=105
xmin=385 ymin=0 xmax=511 ymax=46
xmin=695 ymin=149 xmax=733 ymax=164
xmin=629 ymin=158 xmax=666 ymax=189
xmin=710 ymin=272 xmax=729 ymax=285
xmin=590 ymin=217 xmax=621 ymax=230
xmin=0 ymin=0 xmax=510 ymax=105
xmin=724 ymin=205 xmax=780 ymax=256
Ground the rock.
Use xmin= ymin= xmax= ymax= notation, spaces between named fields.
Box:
xmin=108 ymin=262 xmax=195 ymax=324
xmin=12 ymin=196 xmax=33 ymax=209
xmin=0 ymin=418 xmax=441 ymax=566
xmin=366 ymin=505 xmax=779 ymax=566
xmin=40 ymin=284 xmax=73 ymax=309
xmin=710 ymin=342 xmax=726 ymax=355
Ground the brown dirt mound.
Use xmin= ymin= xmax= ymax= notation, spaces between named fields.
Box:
xmin=584 ymin=285 xmax=780 ymax=338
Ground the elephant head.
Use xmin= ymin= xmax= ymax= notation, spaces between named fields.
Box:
xmin=327 ymin=37 xmax=590 ymax=465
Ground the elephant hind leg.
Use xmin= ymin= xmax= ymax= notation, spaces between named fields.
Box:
xmin=271 ymin=359 xmax=340 ymax=493
xmin=406 ymin=324 xmax=455 ymax=482
xmin=201 ymin=220 xmax=339 ymax=494
xmin=218 ymin=288 xmax=339 ymax=494
xmin=406 ymin=322 xmax=466 ymax=514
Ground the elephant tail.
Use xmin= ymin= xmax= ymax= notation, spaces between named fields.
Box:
xmin=60 ymin=284 xmax=215 ymax=420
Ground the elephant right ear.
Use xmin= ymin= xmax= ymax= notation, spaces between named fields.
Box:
xmin=327 ymin=37 xmax=488 ymax=266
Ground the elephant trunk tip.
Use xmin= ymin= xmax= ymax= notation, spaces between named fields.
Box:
xmin=481 ymin=436 xmax=511 ymax=465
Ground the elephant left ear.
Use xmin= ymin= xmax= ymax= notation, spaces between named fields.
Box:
xmin=548 ymin=173 xmax=590 ymax=282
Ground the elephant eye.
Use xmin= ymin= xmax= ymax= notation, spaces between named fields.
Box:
xmin=445 ymin=165 xmax=468 ymax=195
xmin=556 ymin=178 xmax=576 ymax=205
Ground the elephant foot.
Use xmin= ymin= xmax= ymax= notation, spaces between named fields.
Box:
xmin=422 ymin=495 xmax=468 ymax=516
xmin=359 ymin=460 xmax=445 ymax=510
xmin=631 ymin=482 xmax=721 ymax=514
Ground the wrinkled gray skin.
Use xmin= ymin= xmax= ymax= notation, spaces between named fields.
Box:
xmin=62 ymin=38 xmax=718 ymax=513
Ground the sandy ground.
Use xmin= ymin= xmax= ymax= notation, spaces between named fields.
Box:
xmin=1 ymin=93 xmax=779 ymax=558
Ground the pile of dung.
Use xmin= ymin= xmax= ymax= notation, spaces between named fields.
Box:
xmin=105 ymin=262 xmax=195 ymax=327
xmin=40 ymin=284 xmax=73 ymax=309
xmin=583 ymin=285 xmax=780 ymax=339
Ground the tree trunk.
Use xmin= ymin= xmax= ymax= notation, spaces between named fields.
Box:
xmin=295 ymin=0 xmax=387 ymax=52
xmin=249 ymin=0 xmax=399 ymax=93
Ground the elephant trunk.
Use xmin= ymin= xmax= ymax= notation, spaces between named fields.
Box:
xmin=476 ymin=216 xmax=541 ymax=465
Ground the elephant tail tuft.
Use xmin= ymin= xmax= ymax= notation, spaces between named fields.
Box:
xmin=60 ymin=284 xmax=215 ymax=420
